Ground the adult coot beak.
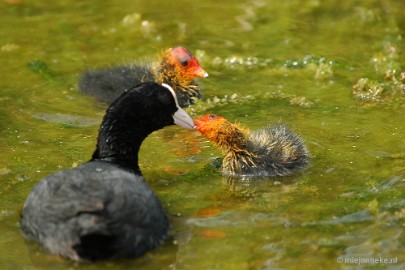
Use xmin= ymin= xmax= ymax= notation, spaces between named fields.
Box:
xmin=161 ymin=83 xmax=196 ymax=129
xmin=173 ymin=108 xmax=195 ymax=129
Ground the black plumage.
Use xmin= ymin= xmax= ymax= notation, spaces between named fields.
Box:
xmin=79 ymin=65 xmax=154 ymax=105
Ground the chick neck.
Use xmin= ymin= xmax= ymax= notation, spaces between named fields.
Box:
xmin=212 ymin=122 xmax=257 ymax=174
xmin=212 ymin=122 xmax=248 ymax=151
xmin=196 ymin=116 xmax=260 ymax=174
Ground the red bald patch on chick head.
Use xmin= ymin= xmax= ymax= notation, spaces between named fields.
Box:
xmin=169 ymin=46 xmax=208 ymax=79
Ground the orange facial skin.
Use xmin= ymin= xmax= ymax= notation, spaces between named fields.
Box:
xmin=154 ymin=46 xmax=208 ymax=90
xmin=194 ymin=114 xmax=248 ymax=152
xmin=170 ymin=47 xmax=208 ymax=79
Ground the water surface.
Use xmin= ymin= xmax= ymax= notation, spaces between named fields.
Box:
xmin=1 ymin=0 xmax=404 ymax=269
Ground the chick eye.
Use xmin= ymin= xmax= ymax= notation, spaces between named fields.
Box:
xmin=181 ymin=60 xmax=188 ymax=66
xmin=208 ymin=114 xmax=216 ymax=119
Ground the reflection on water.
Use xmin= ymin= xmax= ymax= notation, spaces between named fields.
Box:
xmin=186 ymin=210 xmax=293 ymax=229
xmin=32 ymin=113 xmax=99 ymax=127
xmin=1 ymin=0 xmax=405 ymax=269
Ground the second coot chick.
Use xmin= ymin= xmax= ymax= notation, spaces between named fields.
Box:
xmin=194 ymin=114 xmax=310 ymax=178
xmin=20 ymin=83 xmax=195 ymax=262
xmin=79 ymin=46 xmax=208 ymax=107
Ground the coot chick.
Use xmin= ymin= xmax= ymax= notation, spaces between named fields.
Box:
xmin=20 ymin=83 xmax=195 ymax=262
xmin=194 ymin=114 xmax=310 ymax=177
xmin=79 ymin=46 xmax=208 ymax=107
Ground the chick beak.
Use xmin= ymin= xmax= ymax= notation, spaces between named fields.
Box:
xmin=193 ymin=66 xmax=209 ymax=78
xmin=173 ymin=107 xmax=196 ymax=130
xmin=193 ymin=119 xmax=203 ymax=129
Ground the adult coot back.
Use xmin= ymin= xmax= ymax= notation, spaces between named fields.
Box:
xmin=20 ymin=82 xmax=195 ymax=262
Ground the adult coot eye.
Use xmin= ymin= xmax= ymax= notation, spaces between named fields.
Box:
xmin=208 ymin=114 xmax=216 ymax=119
xmin=157 ymin=91 xmax=172 ymax=106
xmin=181 ymin=60 xmax=188 ymax=66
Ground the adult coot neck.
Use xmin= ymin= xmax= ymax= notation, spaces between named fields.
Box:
xmin=92 ymin=90 xmax=163 ymax=174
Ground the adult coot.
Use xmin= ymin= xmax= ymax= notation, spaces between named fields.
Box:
xmin=20 ymin=83 xmax=195 ymax=262
xmin=194 ymin=114 xmax=310 ymax=178
xmin=79 ymin=46 xmax=208 ymax=107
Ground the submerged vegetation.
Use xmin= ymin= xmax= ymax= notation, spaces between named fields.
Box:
xmin=352 ymin=42 xmax=404 ymax=107
xmin=353 ymin=70 xmax=405 ymax=105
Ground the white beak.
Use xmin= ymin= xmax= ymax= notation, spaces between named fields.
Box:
xmin=173 ymin=107 xmax=195 ymax=129
xmin=162 ymin=83 xmax=195 ymax=130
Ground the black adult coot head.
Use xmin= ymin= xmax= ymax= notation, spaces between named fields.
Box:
xmin=20 ymin=82 xmax=195 ymax=262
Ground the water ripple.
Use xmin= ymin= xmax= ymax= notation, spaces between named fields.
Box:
xmin=32 ymin=113 xmax=99 ymax=127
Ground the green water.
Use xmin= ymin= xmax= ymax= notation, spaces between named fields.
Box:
xmin=1 ymin=0 xmax=405 ymax=269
